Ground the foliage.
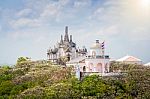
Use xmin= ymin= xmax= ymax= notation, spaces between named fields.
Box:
xmin=0 ymin=59 xmax=150 ymax=98
xmin=17 ymin=57 xmax=29 ymax=63
xmin=110 ymin=61 xmax=138 ymax=72
xmin=57 ymin=56 xmax=68 ymax=65
xmin=16 ymin=57 xmax=31 ymax=67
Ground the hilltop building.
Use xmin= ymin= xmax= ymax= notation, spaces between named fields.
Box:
xmin=116 ymin=55 xmax=142 ymax=65
xmin=47 ymin=26 xmax=87 ymax=64
xmin=67 ymin=40 xmax=110 ymax=79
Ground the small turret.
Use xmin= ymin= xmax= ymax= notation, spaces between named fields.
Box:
xmin=60 ymin=35 xmax=63 ymax=43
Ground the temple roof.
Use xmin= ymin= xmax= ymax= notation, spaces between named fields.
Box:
xmin=116 ymin=55 xmax=142 ymax=62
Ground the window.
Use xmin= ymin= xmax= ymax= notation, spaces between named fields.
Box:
xmin=92 ymin=51 xmax=96 ymax=57
xmin=83 ymin=66 xmax=86 ymax=72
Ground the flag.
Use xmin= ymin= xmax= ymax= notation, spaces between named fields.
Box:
xmin=101 ymin=41 xmax=105 ymax=49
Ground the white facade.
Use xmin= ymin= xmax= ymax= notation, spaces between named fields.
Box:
xmin=84 ymin=58 xmax=109 ymax=73
xmin=67 ymin=40 xmax=110 ymax=79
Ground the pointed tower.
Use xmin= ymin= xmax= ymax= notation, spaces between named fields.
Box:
xmin=64 ymin=26 xmax=69 ymax=42
xmin=60 ymin=35 xmax=63 ymax=43
xmin=70 ymin=35 xmax=72 ymax=42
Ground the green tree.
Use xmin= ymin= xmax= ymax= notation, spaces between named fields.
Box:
xmin=126 ymin=66 xmax=150 ymax=98
xmin=17 ymin=57 xmax=30 ymax=64
xmin=81 ymin=75 xmax=109 ymax=98
xmin=0 ymin=81 xmax=14 ymax=96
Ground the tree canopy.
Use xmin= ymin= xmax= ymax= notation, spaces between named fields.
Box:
xmin=0 ymin=59 xmax=150 ymax=98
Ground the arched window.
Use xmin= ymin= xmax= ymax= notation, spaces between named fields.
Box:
xmin=92 ymin=51 xmax=96 ymax=57
xmin=83 ymin=66 xmax=86 ymax=72
xmin=97 ymin=63 xmax=102 ymax=73
xmin=89 ymin=63 xmax=94 ymax=72
xmin=105 ymin=63 xmax=108 ymax=73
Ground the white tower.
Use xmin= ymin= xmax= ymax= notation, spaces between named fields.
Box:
xmin=90 ymin=40 xmax=103 ymax=57
xmin=85 ymin=40 xmax=110 ymax=74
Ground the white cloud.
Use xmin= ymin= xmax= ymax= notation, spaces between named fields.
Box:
xmin=58 ymin=0 xmax=70 ymax=6
xmin=8 ymin=0 xmax=71 ymax=29
xmin=40 ymin=3 xmax=60 ymax=18
xmin=16 ymin=8 xmax=32 ymax=17
xmin=5 ymin=0 xmax=150 ymax=41
xmin=10 ymin=18 xmax=41 ymax=29
xmin=90 ymin=6 xmax=121 ymax=23
xmin=88 ymin=0 xmax=150 ymax=41
xmin=74 ymin=0 xmax=91 ymax=8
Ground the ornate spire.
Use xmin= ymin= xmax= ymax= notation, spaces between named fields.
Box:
xmin=64 ymin=26 xmax=69 ymax=42
xmin=70 ymin=35 xmax=72 ymax=42
xmin=60 ymin=35 xmax=63 ymax=43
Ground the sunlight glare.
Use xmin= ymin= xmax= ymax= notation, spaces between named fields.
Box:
xmin=139 ymin=0 xmax=150 ymax=9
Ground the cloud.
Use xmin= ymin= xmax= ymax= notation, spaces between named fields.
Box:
xmin=1 ymin=0 xmax=150 ymax=64
xmin=98 ymin=25 xmax=119 ymax=36
xmin=7 ymin=30 xmax=34 ymax=40
xmin=6 ymin=28 xmax=49 ymax=42
xmin=90 ymin=6 xmax=121 ymax=23
xmin=58 ymin=0 xmax=70 ymax=6
xmin=74 ymin=0 xmax=91 ymax=8
xmin=88 ymin=0 xmax=150 ymax=41
xmin=16 ymin=8 xmax=32 ymax=17
xmin=10 ymin=18 xmax=41 ymax=29
xmin=40 ymin=3 xmax=61 ymax=19
xmin=8 ymin=0 xmax=71 ymax=29
xmin=5 ymin=0 xmax=150 ymax=42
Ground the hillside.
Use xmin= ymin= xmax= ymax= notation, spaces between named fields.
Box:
xmin=0 ymin=59 xmax=150 ymax=99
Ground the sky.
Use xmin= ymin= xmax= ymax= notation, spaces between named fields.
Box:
xmin=0 ymin=0 xmax=150 ymax=64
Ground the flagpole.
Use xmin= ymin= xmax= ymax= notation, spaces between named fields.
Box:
xmin=102 ymin=41 xmax=105 ymax=75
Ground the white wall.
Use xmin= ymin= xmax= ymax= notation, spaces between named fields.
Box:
xmin=85 ymin=58 xmax=110 ymax=73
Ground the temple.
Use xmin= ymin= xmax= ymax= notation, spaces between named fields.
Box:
xmin=47 ymin=26 xmax=87 ymax=64
xmin=47 ymin=26 xmax=112 ymax=79
xmin=67 ymin=40 xmax=110 ymax=79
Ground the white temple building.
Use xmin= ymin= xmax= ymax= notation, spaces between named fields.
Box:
xmin=67 ymin=40 xmax=110 ymax=79
xmin=116 ymin=55 xmax=142 ymax=65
